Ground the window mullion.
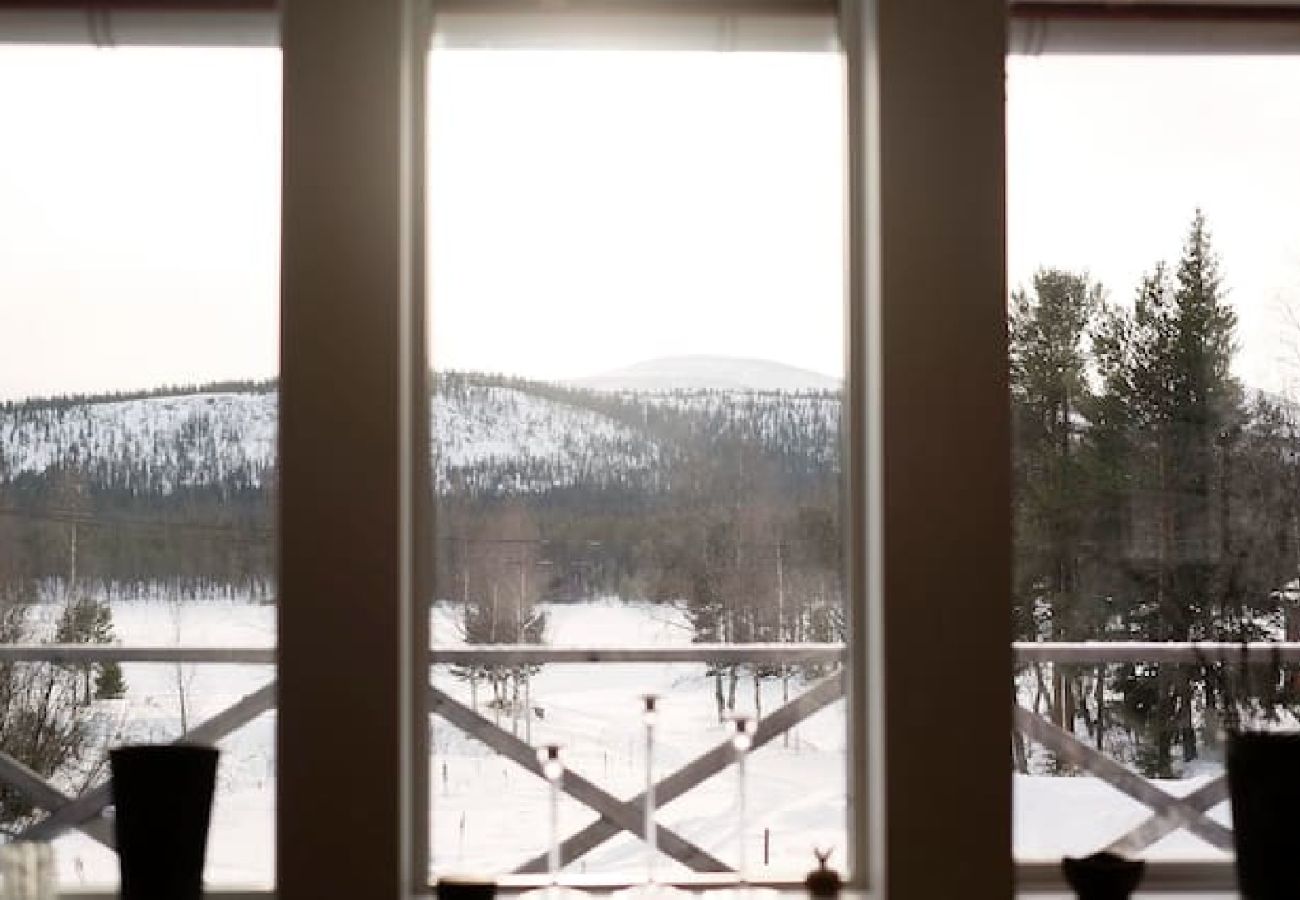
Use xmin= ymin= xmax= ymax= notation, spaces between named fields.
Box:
xmin=279 ymin=0 xmax=422 ymax=897
xmin=845 ymin=0 xmax=1011 ymax=894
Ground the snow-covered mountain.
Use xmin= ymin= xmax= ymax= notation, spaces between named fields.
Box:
xmin=0 ymin=371 xmax=841 ymax=497
xmin=433 ymin=380 xmax=664 ymax=493
xmin=0 ymin=391 xmax=277 ymax=494
xmin=572 ymin=355 xmax=840 ymax=393
xmin=0 ymin=386 xmax=662 ymax=495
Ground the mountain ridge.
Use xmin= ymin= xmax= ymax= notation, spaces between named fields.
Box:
xmin=0 ymin=370 xmax=841 ymax=497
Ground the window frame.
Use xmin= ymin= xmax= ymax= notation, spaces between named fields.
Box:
xmin=74 ymin=0 xmax=1300 ymax=894
xmin=278 ymin=0 xmax=428 ymax=898
xmin=1005 ymin=7 xmax=1300 ymax=892
xmin=0 ymin=0 xmax=1012 ymax=895
xmin=845 ymin=0 xmax=1009 ymax=895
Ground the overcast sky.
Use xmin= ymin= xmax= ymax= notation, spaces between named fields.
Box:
xmin=2 ymin=47 xmax=1299 ymax=400
xmin=1007 ymin=54 xmax=1300 ymax=399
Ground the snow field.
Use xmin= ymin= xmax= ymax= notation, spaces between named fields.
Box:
xmin=429 ymin=599 xmax=847 ymax=879
xmin=33 ymin=596 xmax=1233 ymax=891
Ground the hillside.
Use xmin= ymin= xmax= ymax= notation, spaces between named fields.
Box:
xmin=0 ymin=370 xmax=843 ymax=591
xmin=0 ymin=372 xmax=841 ymax=497
xmin=0 ymin=390 xmax=277 ymax=494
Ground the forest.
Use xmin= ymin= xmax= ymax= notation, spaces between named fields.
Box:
xmin=1011 ymin=210 xmax=1300 ymax=776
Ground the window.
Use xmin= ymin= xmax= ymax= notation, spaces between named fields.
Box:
xmin=425 ymin=42 xmax=848 ymax=885
xmin=2 ymin=1 xmax=1012 ymax=897
xmin=1009 ymin=49 xmax=1300 ymax=889
xmin=0 ymin=44 xmax=279 ymax=892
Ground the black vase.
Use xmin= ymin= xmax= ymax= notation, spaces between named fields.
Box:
xmin=110 ymin=744 xmax=219 ymax=900
xmin=1060 ymin=851 xmax=1144 ymax=900
xmin=1227 ymin=731 xmax=1300 ymax=899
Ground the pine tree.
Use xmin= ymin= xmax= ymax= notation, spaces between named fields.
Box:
xmin=95 ymin=660 xmax=127 ymax=700
xmin=1094 ymin=211 xmax=1253 ymax=775
xmin=56 ymin=596 xmax=126 ymax=705
xmin=1010 ymin=268 xmax=1103 ymax=742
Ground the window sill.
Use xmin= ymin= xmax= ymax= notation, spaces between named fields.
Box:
xmin=1018 ymin=859 xmax=1238 ymax=896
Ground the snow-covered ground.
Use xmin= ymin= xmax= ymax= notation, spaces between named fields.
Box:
xmin=32 ymin=596 xmax=1231 ymax=890
xmin=428 ymin=598 xmax=847 ymax=881
xmin=38 ymin=597 xmax=277 ymax=889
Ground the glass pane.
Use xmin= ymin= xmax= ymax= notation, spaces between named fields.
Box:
xmin=1008 ymin=55 xmax=1300 ymax=863
xmin=0 ymin=46 xmax=279 ymax=889
xmin=427 ymin=46 xmax=847 ymax=883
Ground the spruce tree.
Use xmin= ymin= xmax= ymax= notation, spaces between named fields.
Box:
xmin=95 ymin=660 xmax=127 ymax=701
xmin=56 ymin=596 xmax=127 ymax=705
xmin=1010 ymin=267 xmax=1103 ymax=741
xmin=1095 ymin=211 xmax=1251 ymax=774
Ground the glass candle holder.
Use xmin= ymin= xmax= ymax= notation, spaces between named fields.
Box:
xmin=641 ymin=694 xmax=659 ymax=885
xmin=536 ymin=743 xmax=564 ymax=885
xmin=731 ymin=716 xmax=754 ymax=884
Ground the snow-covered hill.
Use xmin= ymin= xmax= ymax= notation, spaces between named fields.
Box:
xmin=573 ymin=355 xmax=840 ymax=393
xmin=0 ymin=385 xmax=663 ymax=494
xmin=433 ymin=381 xmax=664 ymax=493
xmin=0 ymin=372 xmax=841 ymax=496
xmin=0 ymin=391 xmax=276 ymax=494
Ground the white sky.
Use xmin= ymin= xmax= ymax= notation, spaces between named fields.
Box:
xmin=427 ymin=50 xmax=846 ymax=382
xmin=2 ymin=47 xmax=1300 ymax=400
xmin=0 ymin=47 xmax=281 ymax=400
xmin=1007 ymin=54 xmax=1300 ymax=398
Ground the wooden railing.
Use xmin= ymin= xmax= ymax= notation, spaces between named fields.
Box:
xmin=0 ymin=642 xmax=845 ymax=877
xmin=0 ymin=639 xmax=1279 ymax=881
xmin=1011 ymin=641 xmax=1300 ymax=860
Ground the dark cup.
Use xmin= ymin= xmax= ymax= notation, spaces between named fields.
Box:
xmin=1061 ymin=851 xmax=1145 ymax=900
xmin=110 ymin=744 xmax=219 ymax=900
xmin=436 ymin=877 xmax=497 ymax=900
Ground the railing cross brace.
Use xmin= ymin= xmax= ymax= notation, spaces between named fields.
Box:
xmin=511 ymin=671 xmax=846 ymax=875
xmin=0 ymin=751 xmax=115 ymax=850
xmin=1107 ymin=774 xmax=1229 ymax=855
xmin=18 ymin=682 xmax=278 ymax=844
xmin=429 ymin=684 xmax=731 ymax=873
xmin=1014 ymin=704 xmax=1233 ymax=852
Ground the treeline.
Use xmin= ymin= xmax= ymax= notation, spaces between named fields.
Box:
xmin=0 ymin=378 xmax=276 ymax=414
xmin=1012 ymin=210 xmax=1300 ymax=777
xmin=0 ymin=464 xmax=274 ymax=597
xmin=432 ymin=375 xmax=841 ymax=610
xmin=435 ymin=490 xmax=843 ymax=721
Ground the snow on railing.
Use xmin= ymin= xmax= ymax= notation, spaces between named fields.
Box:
xmin=3 ymin=638 xmax=1296 ymax=665
xmin=0 ymin=642 xmax=847 ymax=664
